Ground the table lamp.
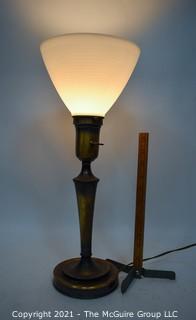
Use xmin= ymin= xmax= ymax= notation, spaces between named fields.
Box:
xmin=40 ymin=33 xmax=140 ymax=299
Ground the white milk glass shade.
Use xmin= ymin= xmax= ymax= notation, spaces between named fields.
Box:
xmin=40 ymin=33 xmax=140 ymax=116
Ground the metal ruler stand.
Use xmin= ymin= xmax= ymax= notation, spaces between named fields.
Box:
xmin=107 ymin=133 xmax=175 ymax=293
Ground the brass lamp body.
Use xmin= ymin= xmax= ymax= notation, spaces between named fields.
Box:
xmin=53 ymin=116 xmax=118 ymax=299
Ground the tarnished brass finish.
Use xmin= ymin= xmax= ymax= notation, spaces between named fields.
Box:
xmin=73 ymin=161 xmax=99 ymax=259
xmin=53 ymin=116 xmax=118 ymax=299
xmin=53 ymin=258 xmax=118 ymax=299
xmin=73 ymin=116 xmax=103 ymax=161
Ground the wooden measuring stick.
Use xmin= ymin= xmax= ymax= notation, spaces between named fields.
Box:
xmin=133 ymin=133 xmax=149 ymax=270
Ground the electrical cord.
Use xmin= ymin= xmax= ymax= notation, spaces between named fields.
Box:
xmin=127 ymin=242 xmax=196 ymax=266
xmin=106 ymin=243 xmax=196 ymax=293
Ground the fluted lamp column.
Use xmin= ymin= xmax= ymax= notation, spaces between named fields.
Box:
xmin=40 ymin=33 xmax=140 ymax=299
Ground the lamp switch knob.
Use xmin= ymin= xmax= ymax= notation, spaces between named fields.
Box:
xmin=90 ymin=141 xmax=104 ymax=146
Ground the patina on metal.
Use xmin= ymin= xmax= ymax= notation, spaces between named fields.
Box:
xmin=53 ymin=116 xmax=118 ymax=299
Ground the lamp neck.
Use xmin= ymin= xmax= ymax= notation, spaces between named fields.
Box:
xmin=73 ymin=115 xmax=104 ymax=260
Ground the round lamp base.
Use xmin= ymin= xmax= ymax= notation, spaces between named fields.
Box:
xmin=53 ymin=257 xmax=118 ymax=299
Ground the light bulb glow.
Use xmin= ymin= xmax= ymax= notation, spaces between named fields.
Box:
xmin=40 ymin=33 xmax=140 ymax=116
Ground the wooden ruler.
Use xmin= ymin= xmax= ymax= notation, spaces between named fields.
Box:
xmin=133 ymin=132 xmax=149 ymax=270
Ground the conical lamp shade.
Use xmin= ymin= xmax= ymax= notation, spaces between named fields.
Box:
xmin=40 ymin=33 xmax=140 ymax=116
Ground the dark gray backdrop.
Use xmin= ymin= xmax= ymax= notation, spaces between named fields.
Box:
xmin=0 ymin=0 xmax=196 ymax=319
